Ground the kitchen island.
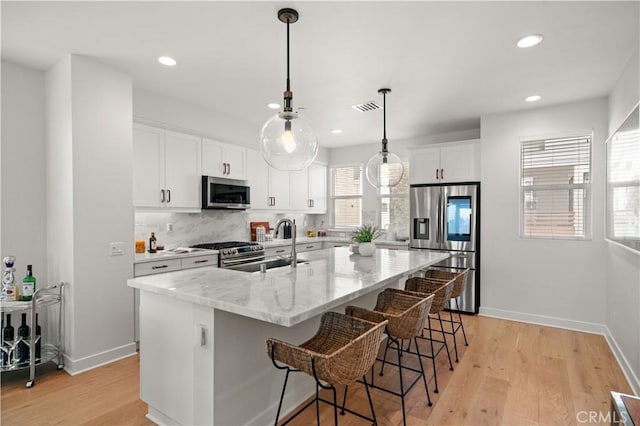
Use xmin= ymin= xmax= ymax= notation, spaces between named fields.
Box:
xmin=128 ymin=247 xmax=448 ymax=425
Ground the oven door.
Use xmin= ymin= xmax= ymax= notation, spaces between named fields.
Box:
xmin=202 ymin=176 xmax=251 ymax=209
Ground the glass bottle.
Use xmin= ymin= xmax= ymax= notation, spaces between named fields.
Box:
xmin=35 ymin=313 xmax=41 ymax=360
xmin=16 ymin=313 xmax=30 ymax=364
xmin=20 ymin=264 xmax=36 ymax=301
xmin=149 ymin=232 xmax=157 ymax=253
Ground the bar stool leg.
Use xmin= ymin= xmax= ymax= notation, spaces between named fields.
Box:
xmin=362 ymin=375 xmax=378 ymax=426
xmin=438 ymin=312 xmax=454 ymax=371
xmin=274 ymin=368 xmax=291 ymax=426
xmin=428 ymin=316 xmax=439 ymax=393
xmin=455 ymin=299 xmax=469 ymax=346
xmin=331 ymin=385 xmax=338 ymax=426
xmin=449 ymin=309 xmax=459 ymax=362
xmin=396 ymin=339 xmax=407 ymax=426
xmin=379 ymin=338 xmax=391 ymax=376
xmin=414 ymin=337 xmax=433 ymax=407
xmin=315 ymin=382 xmax=321 ymax=426
xmin=340 ymin=386 xmax=348 ymax=415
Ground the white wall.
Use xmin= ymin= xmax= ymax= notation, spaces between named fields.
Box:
xmin=1 ymin=61 xmax=47 ymax=286
xmin=606 ymin=45 xmax=640 ymax=393
xmin=46 ymin=55 xmax=136 ymax=373
xmin=480 ymin=98 xmax=608 ymax=329
xmin=133 ymin=88 xmax=329 ymax=163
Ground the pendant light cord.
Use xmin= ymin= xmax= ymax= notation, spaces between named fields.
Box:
xmin=383 ymin=91 xmax=387 ymax=141
xmin=286 ymin=18 xmax=291 ymax=93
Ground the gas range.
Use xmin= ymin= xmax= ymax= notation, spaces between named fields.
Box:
xmin=191 ymin=241 xmax=265 ymax=268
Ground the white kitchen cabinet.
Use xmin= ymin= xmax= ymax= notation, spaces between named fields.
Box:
xmin=264 ymin=245 xmax=291 ymax=258
xmin=296 ymin=242 xmax=322 ymax=252
xmin=290 ymin=164 xmax=327 ymax=213
xmin=409 ymin=139 xmax=480 ymax=184
xmin=133 ymin=124 xmax=201 ymax=210
xmin=246 ymin=149 xmax=290 ymax=210
xmin=202 ymin=138 xmax=246 ymax=180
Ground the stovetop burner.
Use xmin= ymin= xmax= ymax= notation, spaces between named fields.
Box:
xmin=192 ymin=241 xmax=260 ymax=251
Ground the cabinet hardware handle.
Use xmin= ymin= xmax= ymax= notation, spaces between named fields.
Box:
xmin=161 ymin=189 xmax=166 ymax=203
xmin=311 ymin=199 xmax=314 ymax=208
xmin=272 ymin=197 xmax=276 ymax=206
xmin=194 ymin=260 xmax=209 ymax=264
xmin=167 ymin=189 xmax=171 ymax=203
xmin=152 ymin=265 xmax=168 ymax=270
xmin=436 ymin=169 xmax=439 ymax=180
xmin=306 ymin=245 xmax=314 ymax=249
xmin=200 ymin=326 xmax=207 ymax=347
xmin=228 ymin=163 xmax=231 ymax=175
xmin=441 ymin=168 xmax=444 ymax=180
xmin=276 ymin=249 xmax=285 ymax=253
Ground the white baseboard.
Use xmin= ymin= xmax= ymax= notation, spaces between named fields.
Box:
xmin=62 ymin=342 xmax=137 ymax=375
xmin=479 ymin=307 xmax=640 ymax=395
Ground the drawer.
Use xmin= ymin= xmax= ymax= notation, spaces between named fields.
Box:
xmin=181 ymin=255 xmax=218 ymax=269
xmin=323 ymin=242 xmax=348 ymax=249
xmin=134 ymin=259 xmax=181 ymax=277
xmin=296 ymin=242 xmax=322 ymax=252
xmin=265 ymin=246 xmax=291 ymax=258
xmin=374 ymin=243 xmax=408 ymax=251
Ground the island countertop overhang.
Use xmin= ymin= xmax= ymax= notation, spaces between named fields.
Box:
xmin=128 ymin=247 xmax=449 ymax=327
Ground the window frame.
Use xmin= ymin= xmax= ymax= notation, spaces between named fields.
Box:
xmin=377 ymin=160 xmax=410 ymax=232
xmin=330 ymin=163 xmax=363 ymax=230
xmin=519 ymin=132 xmax=593 ymax=240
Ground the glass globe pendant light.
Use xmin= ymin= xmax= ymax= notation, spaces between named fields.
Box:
xmin=260 ymin=8 xmax=318 ymax=171
xmin=366 ymin=88 xmax=404 ymax=189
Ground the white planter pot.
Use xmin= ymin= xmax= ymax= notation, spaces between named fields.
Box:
xmin=358 ymin=242 xmax=375 ymax=257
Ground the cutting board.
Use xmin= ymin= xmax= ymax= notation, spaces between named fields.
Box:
xmin=250 ymin=221 xmax=270 ymax=241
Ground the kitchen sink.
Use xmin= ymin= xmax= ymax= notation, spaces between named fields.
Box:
xmin=230 ymin=258 xmax=308 ymax=273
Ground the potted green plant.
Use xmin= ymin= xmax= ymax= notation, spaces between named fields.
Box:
xmin=351 ymin=224 xmax=381 ymax=256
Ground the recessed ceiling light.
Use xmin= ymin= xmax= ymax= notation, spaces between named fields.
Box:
xmin=525 ymin=95 xmax=542 ymax=102
xmin=331 ymin=129 xmax=343 ymax=134
xmin=267 ymin=103 xmax=280 ymax=109
xmin=158 ymin=56 xmax=177 ymax=66
xmin=517 ymin=34 xmax=544 ymax=48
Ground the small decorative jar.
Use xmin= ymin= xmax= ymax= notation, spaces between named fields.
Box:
xmin=358 ymin=242 xmax=375 ymax=257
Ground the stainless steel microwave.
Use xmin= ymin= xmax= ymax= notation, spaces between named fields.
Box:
xmin=202 ymin=176 xmax=250 ymax=210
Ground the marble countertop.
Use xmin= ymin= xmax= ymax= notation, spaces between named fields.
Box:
xmin=263 ymin=236 xmax=409 ymax=248
xmin=128 ymin=247 xmax=448 ymax=327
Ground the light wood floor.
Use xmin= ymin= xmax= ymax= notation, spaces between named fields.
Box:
xmin=1 ymin=315 xmax=632 ymax=426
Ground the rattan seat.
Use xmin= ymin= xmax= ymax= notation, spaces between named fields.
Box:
xmin=403 ymin=277 xmax=456 ymax=393
xmin=345 ymin=289 xmax=435 ymax=426
xmin=422 ymin=268 xmax=470 ymax=362
xmin=267 ymin=312 xmax=387 ymax=426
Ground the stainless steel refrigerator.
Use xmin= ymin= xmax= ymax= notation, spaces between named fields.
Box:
xmin=410 ymin=182 xmax=480 ymax=313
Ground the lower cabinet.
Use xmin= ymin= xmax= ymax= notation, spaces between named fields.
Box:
xmin=140 ymin=292 xmax=214 ymax=425
xmin=296 ymin=242 xmax=322 ymax=253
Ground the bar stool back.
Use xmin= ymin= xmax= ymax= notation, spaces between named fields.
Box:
xmin=266 ymin=312 xmax=387 ymax=426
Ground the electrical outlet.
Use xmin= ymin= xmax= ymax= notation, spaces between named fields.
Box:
xmin=166 ymin=223 xmax=173 ymax=232
xmin=109 ymin=242 xmax=124 ymax=256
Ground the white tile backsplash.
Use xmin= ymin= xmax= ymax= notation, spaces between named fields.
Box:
xmin=135 ymin=211 xmax=320 ymax=248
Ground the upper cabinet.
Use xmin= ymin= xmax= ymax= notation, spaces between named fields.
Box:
xmin=409 ymin=139 xmax=480 ymax=184
xmin=246 ymin=149 xmax=326 ymax=212
xmin=201 ymin=138 xmax=246 ymax=180
xmin=133 ymin=124 xmax=201 ymax=210
xmin=290 ymin=163 xmax=327 ymax=213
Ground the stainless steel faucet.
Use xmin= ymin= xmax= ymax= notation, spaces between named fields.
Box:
xmin=274 ymin=218 xmax=297 ymax=267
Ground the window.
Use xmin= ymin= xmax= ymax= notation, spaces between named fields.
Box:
xmin=379 ymin=161 xmax=409 ymax=236
xmin=606 ymin=105 xmax=640 ymax=252
xmin=331 ymin=164 xmax=362 ymax=228
xmin=520 ymin=135 xmax=592 ymax=239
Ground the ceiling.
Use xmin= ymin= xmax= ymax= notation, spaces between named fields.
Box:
xmin=2 ymin=1 xmax=638 ymax=148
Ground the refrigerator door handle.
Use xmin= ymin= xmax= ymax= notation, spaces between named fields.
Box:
xmin=436 ymin=191 xmax=442 ymax=242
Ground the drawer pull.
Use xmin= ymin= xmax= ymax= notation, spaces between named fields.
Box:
xmin=151 ymin=265 xmax=168 ymax=270
xmin=276 ymin=249 xmax=286 ymax=253
xmin=306 ymin=245 xmax=314 ymax=249
xmin=194 ymin=259 xmax=209 ymax=264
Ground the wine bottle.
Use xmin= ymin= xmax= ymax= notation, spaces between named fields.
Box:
xmin=149 ymin=232 xmax=157 ymax=254
xmin=35 ymin=313 xmax=41 ymax=360
xmin=1 ymin=313 xmax=7 ymax=366
xmin=16 ymin=313 xmax=30 ymax=364
xmin=20 ymin=264 xmax=36 ymax=301
xmin=2 ymin=313 xmax=14 ymax=366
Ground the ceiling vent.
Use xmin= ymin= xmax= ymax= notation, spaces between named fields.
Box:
xmin=352 ymin=101 xmax=382 ymax=112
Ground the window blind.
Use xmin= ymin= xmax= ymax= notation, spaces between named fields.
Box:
xmin=520 ymin=135 xmax=591 ymax=239
xmin=331 ymin=165 xmax=362 ymax=228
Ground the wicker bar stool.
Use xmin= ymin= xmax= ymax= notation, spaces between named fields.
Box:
xmin=404 ymin=277 xmax=455 ymax=393
xmin=346 ymin=288 xmax=435 ymax=426
xmin=266 ymin=312 xmax=387 ymax=426
xmin=423 ymin=268 xmax=470 ymax=362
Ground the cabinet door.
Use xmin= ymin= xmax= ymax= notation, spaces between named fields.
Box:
xmin=246 ymin=149 xmax=270 ymax=209
xmin=224 ymin=144 xmax=246 ymax=180
xmin=165 ymin=131 xmax=201 ymax=209
xmin=133 ymin=124 xmax=165 ymax=208
xmin=440 ymin=141 xmax=479 ymax=182
xmin=308 ymin=164 xmax=327 ymax=213
xmin=201 ymin=138 xmax=226 ymax=178
xmin=269 ymin=168 xmax=291 ymax=210
xmin=290 ymin=168 xmax=310 ymax=210
xmin=409 ymin=147 xmax=441 ymax=184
